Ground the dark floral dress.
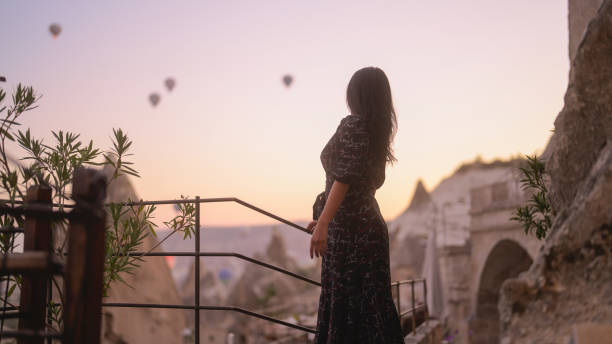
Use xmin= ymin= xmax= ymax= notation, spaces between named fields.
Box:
xmin=312 ymin=114 xmax=404 ymax=343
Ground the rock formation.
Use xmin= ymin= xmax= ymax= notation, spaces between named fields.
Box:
xmin=499 ymin=1 xmax=612 ymax=342
xmin=569 ymin=0 xmax=604 ymax=61
xmin=180 ymin=259 xmax=229 ymax=326
xmin=405 ymin=179 xmax=432 ymax=211
xmin=226 ymin=233 xmax=306 ymax=309
xmin=222 ymin=230 xmax=319 ymax=343
xmin=266 ymin=229 xmax=298 ymax=270
xmin=546 ymin=1 xmax=612 ymax=214
xmin=101 ymin=166 xmax=186 ymax=344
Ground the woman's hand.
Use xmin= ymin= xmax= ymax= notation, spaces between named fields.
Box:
xmin=308 ymin=181 xmax=348 ymax=259
xmin=310 ymin=221 xmax=329 ymax=259
xmin=306 ymin=220 xmax=317 ymax=234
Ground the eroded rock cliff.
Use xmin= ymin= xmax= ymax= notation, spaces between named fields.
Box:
xmin=499 ymin=1 xmax=612 ymax=342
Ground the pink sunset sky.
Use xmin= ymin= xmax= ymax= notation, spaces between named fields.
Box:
xmin=1 ymin=0 xmax=568 ymax=226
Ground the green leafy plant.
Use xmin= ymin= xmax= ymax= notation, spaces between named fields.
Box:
xmin=104 ymin=128 xmax=140 ymax=179
xmin=0 ymin=85 xmax=40 ymax=336
xmin=0 ymin=84 xmax=194 ymax=332
xmin=103 ymin=195 xmax=196 ymax=295
xmin=164 ymin=197 xmax=196 ymax=239
xmin=511 ymin=154 xmax=554 ymax=240
xmin=104 ymin=202 xmax=157 ymax=294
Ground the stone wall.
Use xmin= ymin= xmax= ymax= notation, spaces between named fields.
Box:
xmin=438 ymin=244 xmax=470 ymax=343
xmin=404 ymin=320 xmax=443 ymax=344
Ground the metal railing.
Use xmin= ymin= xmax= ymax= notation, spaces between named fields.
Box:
xmin=1 ymin=195 xmax=429 ymax=342
xmin=391 ymin=279 xmax=428 ymax=336
xmin=100 ymin=196 xmax=320 ymax=342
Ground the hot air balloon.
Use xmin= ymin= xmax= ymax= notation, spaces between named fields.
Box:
xmin=164 ymin=256 xmax=176 ymax=269
xmin=49 ymin=23 xmax=62 ymax=39
xmin=164 ymin=77 xmax=176 ymax=92
xmin=282 ymin=74 xmax=293 ymax=88
xmin=149 ymin=93 xmax=161 ymax=107
xmin=218 ymin=268 xmax=232 ymax=284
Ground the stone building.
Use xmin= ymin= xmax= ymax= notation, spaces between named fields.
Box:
xmin=433 ymin=171 xmax=544 ymax=344
xmin=466 ymin=178 xmax=542 ymax=343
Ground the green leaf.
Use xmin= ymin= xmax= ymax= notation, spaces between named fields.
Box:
xmin=7 ymin=282 xmax=16 ymax=298
xmin=512 ymin=154 xmax=553 ymax=240
xmin=0 ymin=127 xmax=14 ymax=141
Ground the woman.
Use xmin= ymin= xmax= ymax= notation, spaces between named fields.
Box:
xmin=308 ymin=67 xmax=404 ymax=343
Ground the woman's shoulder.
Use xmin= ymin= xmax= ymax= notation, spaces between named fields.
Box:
xmin=336 ymin=114 xmax=369 ymax=143
xmin=339 ymin=114 xmax=367 ymax=130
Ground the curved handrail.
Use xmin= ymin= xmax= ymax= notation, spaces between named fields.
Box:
xmin=108 ymin=197 xmax=310 ymax=234
xmin=128 ymin=251 xmax=320 ymax=287
xmin=2 ymin=197 xmax=310 ymax=233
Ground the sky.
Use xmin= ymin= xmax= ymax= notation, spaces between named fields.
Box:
xmin=1 ymin=0 xmax=569 ymax=226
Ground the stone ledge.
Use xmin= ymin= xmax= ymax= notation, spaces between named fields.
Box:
xmin=569 ymin=322 xmax=612 ymax=344
xmin=404 ymin=320 xmax=442 ymax=344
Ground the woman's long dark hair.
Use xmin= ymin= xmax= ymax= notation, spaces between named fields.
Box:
xmin=346 ymin=67 xmax=397 ymax=164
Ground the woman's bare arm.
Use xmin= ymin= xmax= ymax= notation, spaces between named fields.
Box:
xmin=310 ymin=180 xmax=349 ymax=258
xmin=318 ymin=181 xmax=349 ymax=226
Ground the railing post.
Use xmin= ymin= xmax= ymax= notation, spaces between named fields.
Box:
xmin=423 ymin=280 xmax=429 ymax=327
xmin=63 ymin=168 xmax=106 ymax=344
xmin=18 ymin=185 xmax=52 ymax=344
xmin=194 ymin=196 xmax=200 ymax=344
xmin=411 ymin=280 xmax=416 ymax=336
xmin=395 ymin=283 xmax=400 ymax=315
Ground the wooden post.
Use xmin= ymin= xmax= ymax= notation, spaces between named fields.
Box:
xmin=63 ymin=168 xmax=106 ymax=344
xmin=18 ymin=186 xmax=52 ymax=344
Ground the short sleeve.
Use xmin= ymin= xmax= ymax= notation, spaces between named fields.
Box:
xmin=331 ymin=115 xmax=370 ymax=185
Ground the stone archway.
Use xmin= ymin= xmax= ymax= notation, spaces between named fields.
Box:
xmin=471 ymin=239 xmax=533 ymax=344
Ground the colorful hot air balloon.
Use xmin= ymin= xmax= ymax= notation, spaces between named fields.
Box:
xmin=282 ymin=74 xmax=293 ymax=88
xmin=49 ymin=23 xmax=62 ymax=39
xmin=149 ymin=93 xmax=161 ymax=107
xmin=164 ymin=77 xmax=176 ymax=92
